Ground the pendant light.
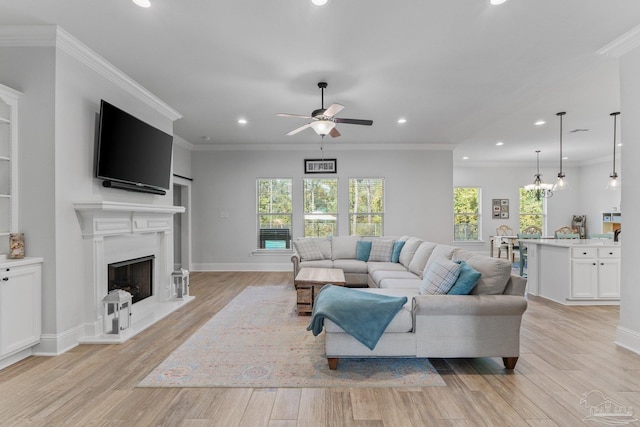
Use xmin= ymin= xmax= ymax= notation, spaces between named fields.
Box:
xmin=552 ymin=111 xmax=570 ymax=191
xmin=524 ymin=150 xmax=553 ymax=200
xmin=607 ymin=112 xmax=621 ymax=189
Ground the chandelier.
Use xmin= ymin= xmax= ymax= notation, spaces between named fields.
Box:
xmin=525 ymin=150 xmax=553 ymax=200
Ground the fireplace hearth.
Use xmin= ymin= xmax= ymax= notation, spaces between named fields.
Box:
xmin=108 ymin=255 xmax=154 ymax=304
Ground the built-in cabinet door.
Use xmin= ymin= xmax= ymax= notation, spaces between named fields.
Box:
xmin=0 ymin=264 xmax=41 ymax=356
xmin=598 ymin=259 xmax=620 ymax=298
xmin=571 ymin=259 xmax=597 ymax=298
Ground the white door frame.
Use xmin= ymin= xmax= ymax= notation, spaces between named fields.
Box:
xmin=173 ymin=176 xmax=192 ymax=271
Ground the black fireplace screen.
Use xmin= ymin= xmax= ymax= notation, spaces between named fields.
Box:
xmin=108 ymin=255 xmax=154 ymax=304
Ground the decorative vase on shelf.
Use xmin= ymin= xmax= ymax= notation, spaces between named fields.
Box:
xmin=9 ymin=233 xmax=24 ymax=259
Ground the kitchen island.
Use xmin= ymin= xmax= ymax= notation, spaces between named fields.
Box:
xmin=521 ymin=239 xmax=620 ymax=305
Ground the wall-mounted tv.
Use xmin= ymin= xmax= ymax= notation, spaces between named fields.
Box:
xmin=96 ymin=100 xmax=173 ymax=195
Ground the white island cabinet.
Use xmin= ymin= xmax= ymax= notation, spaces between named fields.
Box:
xmin=0 ymin=257 xmax=43 ymax=369
xmin=522 ymin=239 xmax=620 ymax=305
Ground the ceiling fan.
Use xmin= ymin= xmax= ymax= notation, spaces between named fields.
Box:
xmin=277 ymin=82 xmax=373 ymax=138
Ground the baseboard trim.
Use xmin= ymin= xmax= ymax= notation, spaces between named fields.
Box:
xmin=191 ymin=263 xmax=291 ymax=272
xmin=615 ymin=325 xmax=640 ymax=355
xmin=34 ymin=324 xmax=84 ymax=356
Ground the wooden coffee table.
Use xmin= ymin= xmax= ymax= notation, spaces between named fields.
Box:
xmin=294 ymin=268 xmax=346 ymax=315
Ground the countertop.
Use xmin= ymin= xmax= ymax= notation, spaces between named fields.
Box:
xmin=520 ymin=239 xmax=620 ymax=248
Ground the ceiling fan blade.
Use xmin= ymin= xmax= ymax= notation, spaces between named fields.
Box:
xmin=329 ymin=127 xmax=341 ymax=138
xmin=334 ymin=118 xmax=373 ymax=126
xmin=323 ymin=103 xmax=344 ymax=118
xmin=286 ymin=123 xmax=311 ymax=136
xmin=277 ymin=113 xmax=313 ymax=119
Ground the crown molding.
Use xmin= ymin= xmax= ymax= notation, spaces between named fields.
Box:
xmin=189 ymin=142 xmax=455 ymax=152
xmin=0 ymin=25 xmax=182 ymax=122
xmin=597 ymin=24 xmax=640 ymax=57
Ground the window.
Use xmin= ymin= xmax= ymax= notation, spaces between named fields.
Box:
xmin=303 ymin=178 xmax=338 ymax=237
xmin=519 ymin=188 xmax=545 ymax=233
xmin=257 ymin=179 xmax=292 ymax=249
xmin=454 ymin=187 xmax=480 ymax=241
xmin=349 ymin=178 xmax=384 ymax=236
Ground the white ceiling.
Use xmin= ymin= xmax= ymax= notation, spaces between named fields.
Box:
xmin=1 ymin=0 xmax=639 ymax=165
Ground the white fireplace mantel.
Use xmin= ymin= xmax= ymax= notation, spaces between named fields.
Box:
xmin=74 ymin=201 xmax=185 ymax=237
xmin=74 ymin=201 xmax=191 ymax=344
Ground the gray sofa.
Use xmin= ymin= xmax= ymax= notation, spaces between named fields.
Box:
xmin=292 ymin=235 xmax=528 ymax=370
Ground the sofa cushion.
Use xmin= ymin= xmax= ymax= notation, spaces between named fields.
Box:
xmin=316 ymin=237 xmax=332 ymax=259
xmin=298 ymin=260 xmax=334 ymax=269
xmin=356 ymin=240 xmax=372 ymax=261
xmin=454 ymin=254 xmax=511 ymax=295
xmin=367 ymin=262 xmax=407 ymax=275
xmin=423 ymin=244 xmax=457 ymax=272
xmin=333 ymin=259 xmax=368 ymax=274
xmin=325 ymin=288 xmax=416 ymax=334
xmin=391 ymin=240 xmax=405 ymax=263
xmin=371 ymin=269 xmax=420 ymax=284
xmin=420 ymin=258 xmax=461 ymax=295
xmin=398 ymin=237 xmax=423 ymax=267
xmin=448 ymin=260 xmax=481 ymax=295
xmin=332 ymin=235 xmax=361 ymax=260
xmin=408 ymin=242 xmax=437 ymax=277
xmin=378 ymin=278 xmax=423 ymax=290
xmin=294 ymin=239 xmax=324 ymax=261
xmin=369 ymin=239 xmax=395 ymax=262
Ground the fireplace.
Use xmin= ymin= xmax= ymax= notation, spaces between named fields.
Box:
xmin=108 ymin=255 xmax=154 ymax=304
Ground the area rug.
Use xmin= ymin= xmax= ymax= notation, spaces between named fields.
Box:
xmin=138 ymin=285 xmax=445 ymax=388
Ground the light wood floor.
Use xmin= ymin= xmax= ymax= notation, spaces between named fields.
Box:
xmin=1 ymin=272 xmax=638 ymax=426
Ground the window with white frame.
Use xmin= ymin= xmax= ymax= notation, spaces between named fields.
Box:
xmin=349 ymin=178 xmax=384 ymax=237
xmin=519 ymin=187 xmax=545 ymax=234
xmin=453 ymin=187 xmax=481 ymax=241
xmin=303 ymin=178 xmax=338 ymax=237
xmin=257 ymin=178 xmax=292 ymax=249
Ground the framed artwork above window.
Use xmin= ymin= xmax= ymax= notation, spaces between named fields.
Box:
xmin=305 ymin=159 xmax=337 ymax=174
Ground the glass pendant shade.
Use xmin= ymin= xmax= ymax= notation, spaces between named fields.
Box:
xmin=606 ymin=112 xmax=621 ymax=190
xmin=552 ymin=112 xmax=570 ymax=191
xmin=310 ymin=120 xmax=336 ymax=136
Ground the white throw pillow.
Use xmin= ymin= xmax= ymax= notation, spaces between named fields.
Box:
xmin=294 ymin=239 xmax=324 ymax=261
xmin=398 ymin=237 xmax=423 ymax=267
xmin=368 ymin=239 xmax=395 ymax=262
xmin=408 ymin=242 xmax=437 ymax=277
xmin=420 ymin=258 xmax=461 ymax=295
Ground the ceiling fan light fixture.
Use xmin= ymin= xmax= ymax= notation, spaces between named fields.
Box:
xmin=310 ymin=120 xmax=336 ymax=136
xmin=132 ymin=0 xmax=151 ymax=7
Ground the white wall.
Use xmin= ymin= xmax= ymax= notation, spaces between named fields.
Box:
xmin=190 ymin=148 xmax=453 ymax=271
xmin=617 ymin=44 xmax=640 ymax=354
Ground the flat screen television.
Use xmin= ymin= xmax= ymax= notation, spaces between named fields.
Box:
xmin=96 ymin=100 xmax=173 ymax=194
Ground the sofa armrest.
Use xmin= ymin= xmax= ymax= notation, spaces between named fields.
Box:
xmin=503 ymin=275 xmax=527 ymax=296
xmin=291 ymin=254 xmax=300 ymax=282
xmin=413 ymin=294 xmax=527 ymax=316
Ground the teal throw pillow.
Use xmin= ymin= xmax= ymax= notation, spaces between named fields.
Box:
xmin=448 ymin=260 xmax=482 ymax=295
xmin=391 ymin=240 xmax=405 ymax=263
xmin=356 ymin=240 xmax=372 ymax=261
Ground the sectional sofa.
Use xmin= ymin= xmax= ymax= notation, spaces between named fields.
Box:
xmin=292 ymin=235 xmax=528 ymax=370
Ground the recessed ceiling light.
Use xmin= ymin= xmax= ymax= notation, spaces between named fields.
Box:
xmin=562 ymin=156 xmax=569 ymax=160
xmin=397 ymin=118 xmax=407 ymax=124
xmin=462 ymin=156 xmax=470 ymax=160
xmin=238 ymin=118 xmax=247 ymax=125
xmin=490 ymin=0 xmax=507 ymax=5
xmin=496 ymin=141 xmax=504 ymax=146
xmin=617 ymin=143 xmax=623 ymax=147
xmin=534 ymin=120 xmax=546 ymax=126
xmin=311 ymin=0 xmax=328 ymax=6
xmin=132 ymin=0 xmax=151 ymax=8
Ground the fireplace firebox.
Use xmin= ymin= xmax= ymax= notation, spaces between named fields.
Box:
xmin=108 ymin=255 xmax=154 ymax=304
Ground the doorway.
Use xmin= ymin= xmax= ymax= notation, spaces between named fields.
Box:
xmin=173 ymin=176 xmax=192 ymax=271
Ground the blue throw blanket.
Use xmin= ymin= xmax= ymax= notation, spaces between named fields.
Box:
xmin=307 ymin=285 xmax=408 ymax=351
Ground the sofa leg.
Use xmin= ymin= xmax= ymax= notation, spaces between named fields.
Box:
xmin=503 ymin=357 xmax=518 ymax=370
xmin=328 ymin=358 xmax=339 ymax=370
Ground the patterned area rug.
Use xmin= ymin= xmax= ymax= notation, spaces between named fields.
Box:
xmin=139 ymin=285 xmax=445 ymax=388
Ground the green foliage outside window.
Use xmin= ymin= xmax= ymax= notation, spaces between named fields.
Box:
xmin=519 ymin=188 xmax=544 ymax=231
xmin=349 ymin=178 xmax=384 ymax=236
xmin=257 ymin=179 xmax=292 ymax=248
xmin=454 ymin=187 xmax=480 ymax=241
xmin=304 ymin=178 xmax=338 ymax=237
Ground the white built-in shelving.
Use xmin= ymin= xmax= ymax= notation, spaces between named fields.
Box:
xmin=0 ymin=84 xmax=20 ymax=255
